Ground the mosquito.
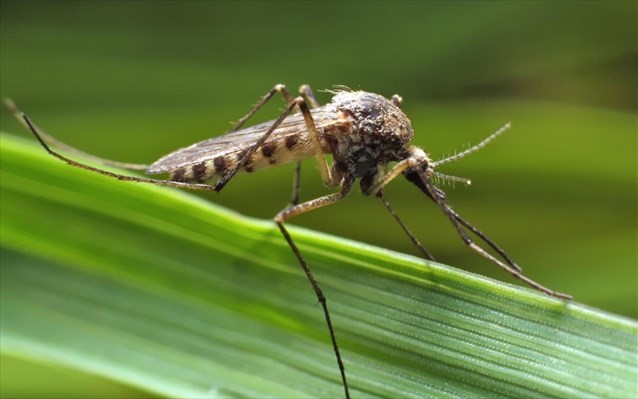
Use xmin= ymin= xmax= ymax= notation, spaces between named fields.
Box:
xmin=5 ymin=84 xmax=571 ymax=399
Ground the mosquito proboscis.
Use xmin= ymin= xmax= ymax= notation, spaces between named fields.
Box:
xmin=5 ymin=84 xmax=571 ymax=399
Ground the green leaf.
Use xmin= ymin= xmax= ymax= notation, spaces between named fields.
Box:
xmin=1 ymin=132 xmax=636 ymax=398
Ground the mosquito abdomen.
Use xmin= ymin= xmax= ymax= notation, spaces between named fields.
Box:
xmin=168 ymin=136 xmax=314 ymax=183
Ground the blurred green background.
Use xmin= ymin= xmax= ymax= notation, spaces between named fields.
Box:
xmin=1 ymin=0 xmax=636 ymax=395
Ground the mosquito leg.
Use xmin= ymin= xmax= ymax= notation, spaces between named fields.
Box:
xmin=229 ymin=84 xmax=295 ymax=132
xmin=377 ymin=190 xmax=435 ymax=261
xmin=288 ymin=84 xmax=322 ymax=206
xmin=215 ymin=96 xmax=307 ymax=191
xmin=229 ymin=83 xmax=317 ymax=203
xmin=296 ymin=95 xmax=333 ymax=187
xmin=406 ymin=174 xmax=521 ymax=272
xmin=417 ymin=170 xmax=572 ymax=300
xmin=425 ymin=185 xmax=520 ymax=272
xmin=4 ymin=99 xmax=149 ymax=171
xmin=447 ymin=207 xmax=521 ymax=272
xmin=300 ymin=84 xmax=321 ymax=108
xmin=290 ymin=161 xmax=302 ymax=206
xmin=274 ymin=179 xmax=354 ymax=399
xmin=216 ymin=90 xmax=332 ymax=192
xmin=21 ymin=113 xmax=220 ymax=191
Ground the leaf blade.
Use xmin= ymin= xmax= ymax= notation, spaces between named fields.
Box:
xmin=1 ymin=133 xmax=636 ymax=398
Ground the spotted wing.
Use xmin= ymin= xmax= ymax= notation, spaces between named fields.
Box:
xmin=147 ymin=111 xmax=320 ymax=175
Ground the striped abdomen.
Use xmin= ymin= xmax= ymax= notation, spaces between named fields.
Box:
xmin=165 ymin=134 xmax=314 ymax=183
xmin=146 ymin=106 xmax=349 ymax=183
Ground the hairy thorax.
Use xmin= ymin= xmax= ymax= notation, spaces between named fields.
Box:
xmin=321 ymin=91 xmax=414 ymax=184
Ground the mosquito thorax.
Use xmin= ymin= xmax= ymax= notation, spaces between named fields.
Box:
xmin=325 ymin=91 xmax=415 ymax=180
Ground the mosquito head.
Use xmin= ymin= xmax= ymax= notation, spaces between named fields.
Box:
xmin=398 ymin=146 xmax=435 ymax=196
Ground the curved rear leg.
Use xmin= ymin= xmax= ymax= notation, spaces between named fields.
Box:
xmin=20 ymin=113 xmax=219 ymax=191
xmin=4 ymin=99 xmax=149 ymax=171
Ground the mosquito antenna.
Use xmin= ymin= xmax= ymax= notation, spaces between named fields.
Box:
xmin=433 ymin=122 xmax=511 ymax=168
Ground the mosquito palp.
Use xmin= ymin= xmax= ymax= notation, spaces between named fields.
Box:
xmin=5 ymin=84 xmax=571 ymax=399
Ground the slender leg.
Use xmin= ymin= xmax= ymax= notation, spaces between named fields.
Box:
xmin=300 ymin=84 xmax=321 ymax=108
xmin=214 ymin=97 xmax=300 ymax=191
xmin=229 ymin=84 xmax=295 ymax=132
xmin=20 ymin=114 xmax=220 ymax=191
xmin=288 ymin=84 xmax=322 ymax=206
xmin=416 ymin=169 xmax=572 ymax=300
xmin=227 ymin=83 xmax=311 ymax=203
xmin=447 ymin=207 xmax=520 ymax=272
xmin=274 ymin=179 xmax=354 ymax=399
xmin=290 ymin=161 xmax=302 ymax=206
xmin=216 ymin=84 xmax=334 ymax=192
xmin=298 ymin=99 xmax=333 ymax=187
xmin=406 ymin=171 xmax=523 ymax=272
xmin=4 ymin=99 xmax=149 ymax=171
xmin=377 ymin=190 xmax=435 ymax=261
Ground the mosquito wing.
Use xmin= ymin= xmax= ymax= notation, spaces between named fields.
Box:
xmin=147 ymin=108 xmax=335 ymax=175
